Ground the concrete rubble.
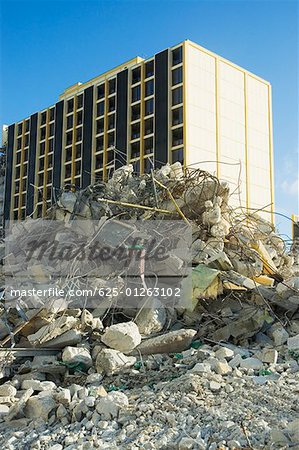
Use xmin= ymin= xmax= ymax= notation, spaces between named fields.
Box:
xmin=0 ymin=162 xmax=298 ymax=448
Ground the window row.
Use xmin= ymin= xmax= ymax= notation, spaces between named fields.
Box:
xmin=65 ymin=144 xmax=82 ymax=162
xmin=64 ymin=161 xmax=82 ymax=178
xmin=131 ymin=81 xmax=154 ymax=103
xmin=66 ymin=111 xmax=83 ymax=129
xmin=131 ymin=61 xmax=154 ymax=85
xmin=17 ymin=120 xmax=30 ymax=136
xmin=67 ymin=94 xmax=83 ymax=114
xmin=97 ymin=78 xmax=116 ymax=100
xmin=39 ymin=123 xmax=55 ymax=141
xmin=130 ymin=137 xmax=154 ymax=159
xmin=96 ymin=132 xmax=115 ymax=152
xmin=96 ymin=96 xmax=116 ymax=117
xmin=66 ymin=127 xmax=82 ymax=145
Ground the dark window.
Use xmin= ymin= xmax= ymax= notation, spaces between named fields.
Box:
xmin=39 ymin=157 xmax=45 ymax=171
xmin=49 ymin=108 xmax=55 ymax=122
xmin=108 ymin=114 xmax=115 ymax=130
xmin=14 ymin=196 xmax=19 ymax=209
xmin=172 ymin=47 xmax=183 ymax=66
xmin=144 ymin=158 xmax=153 ymax=173
xmin=13 ymin=210 xmax=19 ymax=221
xmin=65 ymin=164 xmax=72 ymax=179
xmin=172 ymin=67 xmax=183 ymax=85
xmin=108 ymin=78 xmax=116 ymax=95
xmin=144 ymin=118 xmax=153 ymax=135
xmin=97 ymin=84 xmax=105 ymax=100
xmin=25 ymin=120 xmax=30 ymax=132
xmin=131 ymin=104 xmax=140 ymax=121
xmin=97 ymin=119 xmax=104 ymax=134
xmin=96 ymin=136 xmax=104 ymax=152
xmin=49 ymin=123 xmax=54 ymax=137
xmin=97 ymin=102 xmax=105 ymax=117
xmin=15 ymin=166 xmax=20 ymax=179
xmin=15 ymin=181 xmax=20 ymax=193
xmin=16 ymin=152 xmax=21 ymax=165
xmin=76 ymin=143 xmax=81 ymax=159
xmin=132 ymin=160 xmax=140 ymax=173
xmin=75 ymin=160 xmax=81 ymax=176
xmin=172 ymin=107 xmax=183 ymax=126
xmin=145 ymin=99 xmax=154 ymax=116
xmin=132 ymin=86 xmax=141 ymax=102
xmin=96 ymin=118 xmax=104 ymax=135
xmin=132 ymin=67 xmax=141 ymax=84
xmin=24 ymin=149 xmax=28 ymax=161
xmin=131 ymin=123 xmax=140 ymax=140
xmin=76 ymin=127 xmax=82 ymax=142
xmin=107 ymin=132 xmax=115 ymax=147
xmin=145 ymin=60 xmax=154 ymax=78
xmin=108 ymin=96 xmax=115 ymax=112
xmin=144 ymin=137 xmax=154 ymax=154
xmin=17 ymin=123 xmax=23 ymax=136
xmin=67 ymin=115 xmax=73 ymax=130
xmin=77 ymin=110 xmax=83 ymax=126
xmin=66 ymin=131 xmax=73 ymax=146
xmin=40 ymin=142 xmax=46 ymax=155
xmin=49 ymin=139 xmax=54 ymax=153
xmin=48 ymin=154 xmax=53 ymax=168
xmin=95 ymin=171 xmax=103 ymax=181
xmin=38 ymin=174 xmax=43 ymax=186
xmin=95 ymin=153 xmax=103 ymax=169
xmin=131 ymin=141 xmax=140 ymax=159
xmin=66 ymin=147 xmax=72 ymax=162
xmin=41 ymin=112 xmax=47 ymax=125
xmin=23 ymin=163 xmax=28 ymax=177
xmin=22 ymin=178 xmax=27 ymax=191
xmin=67 ymin=98 xmax=74 ymax=113
xmin=47 ymin=169 xmax=53 ymax=184
xmin=77 ymin=94 xmax=83 ymax=109
xmin=145 ymin=80 xmax=154 ymax=97
xmin=172 ymin=148 xmax=184 ymax=164
xmin=17 ymin=138 xmax=22 ymax=150
xmin=172 ymin=87 xmax=183 ymax=106
xmin=46 ymin=186 xmax=52 ymax=200
xmin=40 ymin=127 xmax=46 ymax=140
xmin=172 ymin=127 xmax=183 ymax=146
xmin=107 ymin=150 xmax=114 ymax=164
xmin=24 ymin=135 xmax=29 ymax=147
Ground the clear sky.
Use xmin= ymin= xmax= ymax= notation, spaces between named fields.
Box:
xmin=0 ymin=0 xmax=298 ymax=238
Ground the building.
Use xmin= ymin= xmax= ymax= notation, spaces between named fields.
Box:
xmin=3 ymin=39 xmax=274 ymax=222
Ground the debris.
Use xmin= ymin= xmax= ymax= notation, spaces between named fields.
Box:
xmin=101 ymin=322 xmax=141 ymax=352
xmin=133 ymin=329 xmax=197 ymax=355
xmin=96 ymin=349 xmax=136 ymax=375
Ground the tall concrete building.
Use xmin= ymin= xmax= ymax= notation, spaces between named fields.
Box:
xmin=3 ymin=39 xmax=274 ymax=221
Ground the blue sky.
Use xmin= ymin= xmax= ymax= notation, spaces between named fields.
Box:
xmin=0 ymin=0 xmax=298 ymax=238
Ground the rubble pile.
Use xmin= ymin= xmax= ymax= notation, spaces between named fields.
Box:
xmin=0 ymin=162 xmax=298 ymax=449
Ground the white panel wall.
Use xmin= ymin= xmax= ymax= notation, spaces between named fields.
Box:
xmin=218 ymin=61 xmax=246 ymax=210
xmin=186 ymin=45 xmax=217 ymax=175
xmin=186 ymin=43 xmax=273 ymax=221
xmin=247 ymin=76 xmax=272 ymax=221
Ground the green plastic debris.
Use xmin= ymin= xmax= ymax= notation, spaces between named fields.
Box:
xmin=107 ymin=384 xmax=128 ymax=392
xmin=173 ymin=353 xmax=184 ymax=359
xmin=190 ymin=340 xmax=203 ymax=349
xmin=259 ymin=369 xmax=272 ymax=376
xmin=59 ymin=361 xmax=88 ymax=373
xmin=134 ymin=361 xmax=142 ymax=370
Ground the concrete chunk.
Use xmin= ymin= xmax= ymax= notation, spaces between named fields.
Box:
xmin=133 ymin=329 xmax=196 ymax=355
xmin=101 ymin=321 xmax=141 ymax=352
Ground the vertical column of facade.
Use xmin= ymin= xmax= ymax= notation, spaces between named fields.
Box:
xmin=244 ymin=73 xmax=250 ymax=213
xmin=169 ymin=45 xmax=184 ymax=165
xmin=155 ymin=49 xmax=169 ymax=168
xmin=53 ymin=100 xmax=64 ymax=199
xmin=115 ymin=70 xmax=128 ymax=170
xmin=4 ymin=124 xmax=15 ymax=221
xmin=16 ymin=119 xmax=30 ymax=220
xmin=93 ymin=82 xmax=105 ymax=181
xmin=106 ymin=77 xmax=117 ymax=177
xmin=142 ymin=60 xmax=155 ymax=172
xmin=62 ymin=93 xmax=83 ymax=189
xmin=82 ymin=86 xmax=93 ymax=187
xmin=129 ymin=64 xmax=142 ymax=173
xmin=268 ymin=84 xmax=275 ymax=224
xmin=26 ymin=113 xmax=38 ymax=216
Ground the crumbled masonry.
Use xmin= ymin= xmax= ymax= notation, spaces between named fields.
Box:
xmin=0 ymin=162 xmax=298 ymax=449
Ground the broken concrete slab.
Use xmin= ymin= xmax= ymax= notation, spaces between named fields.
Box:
xmin=132 ymin=329 xmax=197 ymax=355
xmin=101 ymin=321 xmax=141 ymax=352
